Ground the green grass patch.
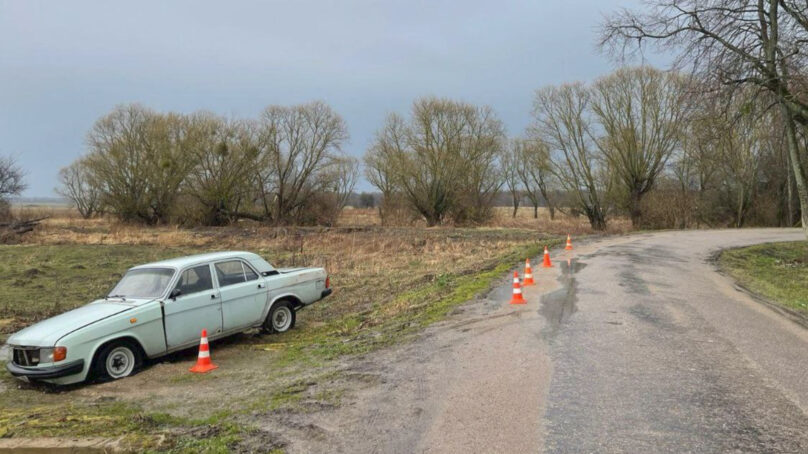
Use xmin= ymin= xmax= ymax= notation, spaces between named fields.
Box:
xmin=0 ymin=244 xmax=200 ymax=337
xmin=719 ymin=241 xmax=808 ymax=315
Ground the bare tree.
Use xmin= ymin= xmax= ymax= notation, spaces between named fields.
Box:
xmin=671 ymin=108 xmax=722 ymax=227
xmin=364 ymin=114 xmax=408 ymax=225
xmin=183 ymin=114 xmax=258 ymax=226
xmin=256 ymin=101 xmax=349 ymax=224
xmin=84 ymin=104 xmax=196 ymax=224
xmin=309 ymin=155 xmax=360 ymax=226
xmin=501 ymin=141 xmax=521 ymax=218
xmin=365 ymin=97 xmax=506 ymax=226
xmin=515 ymin=138 xmax=555 ymax=219
xmin=530 ymin=84 xmax=610 ymax=230
xmin=56 ymin=158 xmax=100 ymax=219
xmin=591 ymin=66 xmax=690 ymax=227
xmin=600 ymin=0 xmax=808 ymax=234
xmin=0 ymin=156 xmax=26 ymax=221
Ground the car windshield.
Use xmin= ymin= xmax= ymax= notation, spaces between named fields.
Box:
xmin=108 ymin=268 xmax=175 ymax=299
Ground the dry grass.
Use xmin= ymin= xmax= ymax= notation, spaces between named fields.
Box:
xmin=338 ymin=205 xmax=631 ymax=235
xmin=6 ymin=210 xmax=566 ymax=337
xmin=0 ymin=206 xmax=617 ymax=448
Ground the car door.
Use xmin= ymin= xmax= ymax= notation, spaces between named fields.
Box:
xmin=215 ymin=260 xmax=267 ymax=331
xmin=163 ymin=264 xmax=223 ymax=349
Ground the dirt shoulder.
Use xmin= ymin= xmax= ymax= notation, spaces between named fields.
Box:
xmin=258 ymin=243 xmax=592 ymax=453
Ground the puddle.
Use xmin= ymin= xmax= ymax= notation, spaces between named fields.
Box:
xmin=540 ymin=258 xmax=585 ymax=337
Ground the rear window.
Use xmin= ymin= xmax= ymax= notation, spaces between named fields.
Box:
xmin=215 ymin=261 xmax=246 ymax=286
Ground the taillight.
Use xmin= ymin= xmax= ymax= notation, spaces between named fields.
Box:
xmin=325 ymin=276 xmax=330 ymax=289
xmin=52 ymin=347 xmax=67 ymax=362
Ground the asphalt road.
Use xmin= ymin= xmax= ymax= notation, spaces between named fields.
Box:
xmin=543 ymin=229 xmax=808 ymax=453
xmin=276 ymin=229 xmax=808 ymax=453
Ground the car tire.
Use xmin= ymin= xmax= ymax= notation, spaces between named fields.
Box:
xmin=264 ymin=301 xmax=296 ymax=334
xmin=92 ymin=339 xmax=142 ymax=381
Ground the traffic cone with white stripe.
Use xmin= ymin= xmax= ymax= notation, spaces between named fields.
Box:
xmin=510 ymin=271 xmax=526 ymax=305
xmin=565 ymin=234 xmax=573 ymax=250
xmin=523 ymin=258 xmax=535 ymax=286
xmin=189 ymin=329 xmax=218 ymax=373
xmin=542 ymin=246 xmax=553 ymax=268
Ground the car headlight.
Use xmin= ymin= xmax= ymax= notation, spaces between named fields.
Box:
xmin=40 ymin=346 xmax=67 ymax=363
xmin=5 ymin=347 xmax=11 ymax=362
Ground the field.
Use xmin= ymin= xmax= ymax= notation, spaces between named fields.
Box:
xmin=0 ymin=207 xmax=617 ymax=452
xmin=719 ymin=241 xmax=808 ymax=316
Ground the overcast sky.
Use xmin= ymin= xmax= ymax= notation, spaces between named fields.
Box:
xmin=1 ymin=0 xmax=662 ymax=197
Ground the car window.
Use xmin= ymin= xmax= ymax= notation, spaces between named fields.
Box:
xmin=243 ymin=263 xmax=258 ymax=281
xmin=215 ymin=260 xmax=247 ymax=287
xmin=176 ymin=265 xmax=213 ymax=296
xmin=109 ymin=268 xmax=174 ymax=299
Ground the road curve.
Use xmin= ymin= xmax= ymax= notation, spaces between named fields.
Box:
xmin=543 ymin=228 xmax=808 ymax=453
xmin=276 ymin=229 xmax=808 ymax=453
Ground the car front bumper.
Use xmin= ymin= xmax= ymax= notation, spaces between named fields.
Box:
xmin=6 ymin=359 xmax=85 ymax=380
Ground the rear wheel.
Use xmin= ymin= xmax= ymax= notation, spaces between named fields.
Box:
xmin=93 ymin=340 xmax=141 ymax=381
xmin=264 ymin=301 xmax=296 ymax=334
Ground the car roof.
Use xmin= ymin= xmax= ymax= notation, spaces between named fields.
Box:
xmin=131 ymin=251 xmax=263 ymax=270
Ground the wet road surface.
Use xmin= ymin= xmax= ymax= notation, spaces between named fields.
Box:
xmin=276 ymin=229 xmax=808 ymax=453
xmin=544 ymin=229 xmax=808 ymax=453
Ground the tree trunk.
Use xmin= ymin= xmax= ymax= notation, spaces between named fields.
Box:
xmin=511 ymin=193 xmax=519 ymax=218
xmin=629 ymin=190 xmax=642 ymax=228
xmin=736 ymin=188 xmax=746 ymax=228
xmin=781 ymin=105 xmax=808 ymax=238
xmin=533 ymin=204 xmax=539 ymax=219
xmin=786 ymin=146 xmax=795 ymax=226
xmin=548 ymin=203 xmax=555 ymax=220
xmin=587 ymin=207 xmax=607 ymax=231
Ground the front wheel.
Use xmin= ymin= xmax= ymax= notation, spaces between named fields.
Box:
xmin=264 ymin=301 xmax=296 ymax=334
xmin=93 ymin=340 xmax=141 ymax=381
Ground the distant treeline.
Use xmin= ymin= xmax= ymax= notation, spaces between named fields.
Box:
xmin=49 ymin=66 xmax=800 ymax=230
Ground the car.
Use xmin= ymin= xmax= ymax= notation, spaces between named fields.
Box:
xmin=4 ymin=251 xmax=331 ymax=385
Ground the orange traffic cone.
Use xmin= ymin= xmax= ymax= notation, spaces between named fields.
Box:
xmin=523 ymin=258 xmax=535 ymax=286
xmin=189 ymin=329 xmax=218 ymax=373
xmin=565 ymin=234 xmax=573 ymax=250
xmin=510 ymin=271 xmax=526 ymax=305
xmin=542 ymin=246 xmax=553 ymax=268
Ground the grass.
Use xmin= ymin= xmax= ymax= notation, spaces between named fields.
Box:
xmin=0 ymin=245 xmax=198 ymax=338
xmin=719 ymin=241 xmax=808 ymax=315
xmin=0 ymin=211 xmax=567 ymax=451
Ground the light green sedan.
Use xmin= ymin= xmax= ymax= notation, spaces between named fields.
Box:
xmin=5 ymin=251 xmax=331 ymax=385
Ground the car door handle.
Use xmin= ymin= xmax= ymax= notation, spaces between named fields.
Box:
xmin=258 ymin=283 xmax=266 ymax=289
xmin=211 ymin=294 xmax=218 ymax=299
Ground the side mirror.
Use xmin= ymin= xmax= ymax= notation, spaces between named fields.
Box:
xmin=169 ymin=288 xmax=182 ymax=300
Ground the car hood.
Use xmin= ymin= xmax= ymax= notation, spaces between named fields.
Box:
xmin=7 ymin=299 xmax=142 ymax=347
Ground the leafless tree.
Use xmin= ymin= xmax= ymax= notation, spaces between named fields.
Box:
xmin=713 ymin=98 xmax=765 ymax=227
xmin=0 ymin=156 xmax=26 ymax=221
xmin=365 ymin=97 xmax=506 ymax=226
xmin=364 ymin=114 xmax=408 ymax=225
xmin=671 ymin=108 xmax=722 ymax=227
xmin=256 ymin=101 xmax=349 ymax=225
xmin=530 ymin=84 xmax=610 ymax=230
xmin=600 ymin=0 xmax=808 ymax=234
xmin=306 ymin=156 xmax=359 ymax=226
xmin=591 ymin=66 xmax=690 ymax=227
xmin=56 ymin=158 xmax=100 ymax=219
xmin=515 ymin=137 xmax=555 ymax=219
xmin=501 ymin=141 xmax=521 ymax=218
xmin=84 ymin=104 xmax=196 ymax=224
xmin=183 ymin=114 xmax=258 ymax=225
